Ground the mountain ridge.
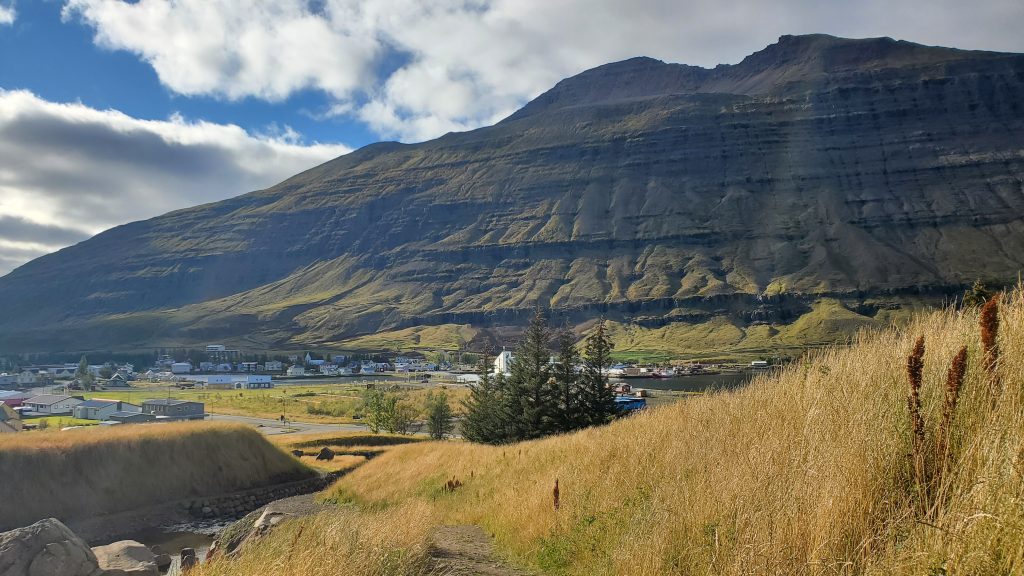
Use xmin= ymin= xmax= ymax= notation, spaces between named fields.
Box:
xmin=2 ymin=34 xmax=1023 ymax=354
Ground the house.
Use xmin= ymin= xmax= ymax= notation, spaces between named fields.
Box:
xmin=750 ymin=360 xmax=770 ymax=369
xmin=23 ymin=395 xmax=85 ymax=415
xmin=0 ymin=404 xmax=22 ymax=433
xmin=73 ymin=399 xmax=140 ymax=421
xmin=215 ymin=363 xmax=233 ymax=372
xmin=106 ymin=373 xmax=131 ymax=388
xmin=170 ymin=362 xmax=192 ymax=374
xmin=286 ymin=365 xmax=305 ymax=377
xmin=199 ymin=362 xmax=215 ymax=372
xmin=264 ymin=361 xmax=284 ymax=372
xmin=0 ymin=390 xmax=28 ymax=407
xmin=237 ymin=362 xmax=259 ymax=372
xmin=141 ymin=399 xmax=206 ymax=420
xmin=48 ymin=366 xmax=77 ymax=379
xmin=107 ymin=411 xmax=156 ymax=424
xmin=16 ymin=371 xmax=37 ymax=386
xmin=0 ymin=374 xmax=16 ymax=387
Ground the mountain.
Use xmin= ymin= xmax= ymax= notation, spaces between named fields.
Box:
xmin=2 ymin=34 xmax=1023 ymax=356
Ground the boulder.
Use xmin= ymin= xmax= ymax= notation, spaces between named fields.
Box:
xmin=291 ymin=450 xmax=304 ymax=457
xmin=91 ymin=541 xmax=158 ymax=576
xmin=148 ymin=545 xmax=171 ymax=571
xmin=315 ymin=447 xmax=335 ymax=461
xmin=0 ymin=518 xmax=103 ymax=576
xmin=179 ymin=549 xmax=197 ymax=573
xmin=252 ymin=509 xmax=292 ymax=537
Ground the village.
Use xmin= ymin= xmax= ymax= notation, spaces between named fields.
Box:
xmin=0 ymin=342 xmax=764 ymax=435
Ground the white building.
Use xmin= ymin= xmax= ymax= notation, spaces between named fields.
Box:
xmin=264 ymin=361 xmax=284 ymax=372
xmin=23 ymin=395 xmax=84 ymax=415
xmin=494 ymin=350 xmax=513 ymax=375
xmin=286 ymin=365 xmax=306 ymax=377
xmin=73 ymin=399 xmax=140 ymax=421
xmin=170 ymin=362 xmax=192 ymax=374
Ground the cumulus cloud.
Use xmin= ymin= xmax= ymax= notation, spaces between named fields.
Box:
xmin=0 ymin=2 xmax=15 ymax=25
xmin=0 ymin=90 xmax=350 ymax=276
xmin=63 ymin=0 xmax=1024 ymax=142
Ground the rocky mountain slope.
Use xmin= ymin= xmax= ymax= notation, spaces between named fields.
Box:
xmin=2 ymin=34 xmax=1023 ymax=355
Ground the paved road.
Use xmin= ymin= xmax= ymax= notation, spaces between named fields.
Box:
xmin=207 ymin=413 xmax=373 ymax=436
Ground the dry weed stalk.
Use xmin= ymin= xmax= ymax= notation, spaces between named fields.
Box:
xmin=980 ymin=295 xmax=1001 ymax=398
xmin=907 ymin=336 xmax=927 ymax=508
xmin=935 ymin=346 xmax=968 ymax=490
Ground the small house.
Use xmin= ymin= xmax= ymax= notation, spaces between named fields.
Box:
xmin=73 ymin=399 xmax=140 ymax=421
xmin=107 ymin=411 xmax=156 ymax=424
xmin=106 ymin=373 xmax=131 ymax=388
xmin=141 ymin=399 xmax=206 ymax=420
xmin=286 ymin=365 xmax=305 ymax=377
xmin=264 ymin=361 xmax=284 ymax=372
xmin=23 ymin=394 xmax=84 ymax=415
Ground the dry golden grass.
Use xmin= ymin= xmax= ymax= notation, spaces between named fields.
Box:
xmin=205 ymin=291 xmax=1024 ymax=575
xmin=195 ymin=502 xmax=436 ymax=576
xmin=0 ymin=422 xmax=312 ymax=531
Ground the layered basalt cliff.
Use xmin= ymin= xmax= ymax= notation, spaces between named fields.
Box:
xmin=2 ymin=34 xmax=1022 ymax=353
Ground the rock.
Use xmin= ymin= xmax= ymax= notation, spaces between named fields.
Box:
xmin=253 ymin=509 xmax=292 ymax=537
xmin=0 ymin=518 xmax=103 ymax=576
xmin=151 ymin=554 xmax=171 ymax=572
xmin=179 ymin=549 xmax=197 ymax=573
xmin=315 ymin=447 xmax=335 ymax=461
xmin=148 ymin=547 xmax=171 ymax=572
xmin=91 ymin=541 xmax=158 ymax=576
xmin=291 ymin=450 xmax=304 ymax=457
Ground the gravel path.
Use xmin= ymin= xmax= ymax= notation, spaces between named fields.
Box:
xmin=427 ymin=525 xmax=531 ymax=576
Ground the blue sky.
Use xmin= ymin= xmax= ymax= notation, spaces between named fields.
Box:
xmin=0 ymin=0 xmax=1022 ymax=277
xmin=0 ymin=0 xmax=378 ymax=147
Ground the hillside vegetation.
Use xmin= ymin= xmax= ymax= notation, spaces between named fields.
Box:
xmin=200 ymin=291 xmax=1024 ymax=575
xmin=4 ymin=35 xmax=1024 ymax=355
xmin=0 ymin=422 xmax=312 ymax=531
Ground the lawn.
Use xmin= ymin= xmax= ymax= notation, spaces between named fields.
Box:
xmin=81 ymin=381 xmax=469 ymax=423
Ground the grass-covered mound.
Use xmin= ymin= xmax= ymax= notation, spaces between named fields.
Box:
xmin=0 ymin=422 xmax=312 ymax=530
xmin=200 ymin=292 xmax=1024 ymax=575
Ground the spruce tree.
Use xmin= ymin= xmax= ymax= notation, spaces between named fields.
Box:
xmin=581 ymin=318 xmax=617 ymax=426
xmin=461 ymin=352 xmax=505 ymax=444
xmin=506 ymin=308 xmax=557 ymax=440
xmin=552 ymin=326 xmax=582 ymax=433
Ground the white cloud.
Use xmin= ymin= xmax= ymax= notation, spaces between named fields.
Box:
xmin=63 ymin=0 xmax=1024 ymax=142
xmin=0 ymin=89 xmax=351 ymax=275
xmin=0 ymin=2 xmax=15 ymax=25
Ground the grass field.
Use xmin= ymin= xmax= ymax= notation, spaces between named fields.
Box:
xmin=0 ymin=422 xmax=312 ymax=531
xmin=78 ymin=382 xmax=468 ymax=424
xmin=199 ymin=290 xmax=1024 ymax=575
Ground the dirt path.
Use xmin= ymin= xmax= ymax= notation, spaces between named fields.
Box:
xmin=427 ymin=525 xmax=531 ymax=576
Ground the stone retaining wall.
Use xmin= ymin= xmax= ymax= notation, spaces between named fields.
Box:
xmin=181 ymin=471 xmax=345 ymax=520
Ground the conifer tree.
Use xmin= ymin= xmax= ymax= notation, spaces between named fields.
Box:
xmin=506 ymin=308 xmax=557 ymax=439
xmin=580 ymin=318 xmax=617 ymax=426
xmin=461 ymin=352 xmax=505 ymax=444
xmin=552 ymin=326 xmax=582 ymax=433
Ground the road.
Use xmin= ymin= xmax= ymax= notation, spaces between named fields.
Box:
xmin=207 ymin=413 xmax=373 ymax=436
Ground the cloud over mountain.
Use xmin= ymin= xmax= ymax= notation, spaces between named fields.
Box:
xmin=64 ymin=0 xmax=1024 ymax=142
xmin=0 ymin=89 xmax=350 ymax=276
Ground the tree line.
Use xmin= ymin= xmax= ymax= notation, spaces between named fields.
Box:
xmin=461 ymin=311 xmax=618 ymax=444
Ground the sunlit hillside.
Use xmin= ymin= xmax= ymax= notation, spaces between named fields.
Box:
xmin=0 ymin=422 xmax=312 ymax=531
xmin=200 ymin=291 xmax=1024 ymax=575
